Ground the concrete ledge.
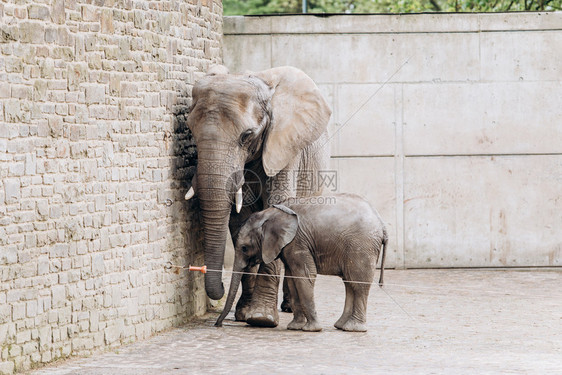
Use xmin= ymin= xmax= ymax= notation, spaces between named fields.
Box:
xmin=479 ymin=11 xmax=562 ymax=31
xmin=225 ymin=12 xmax=562 ymax=35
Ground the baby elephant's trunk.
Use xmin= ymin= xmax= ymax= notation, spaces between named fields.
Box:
xmin=378 ymin=227 xmax=388 ymax=287
xmin=215 ymin=271 xmax=243 ymax=326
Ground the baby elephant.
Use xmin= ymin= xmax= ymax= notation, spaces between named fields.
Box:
xmin=215 ymin=193 xmax=387 ymax=332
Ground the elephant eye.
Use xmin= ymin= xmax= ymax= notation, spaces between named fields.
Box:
xmin=239 ymin=130 xmax=254 ymax=146
xmin=241 ymin=246 xmax=248 ymax=253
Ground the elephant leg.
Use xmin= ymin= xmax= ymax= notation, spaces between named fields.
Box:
xmin=334 ymin=282 xmax=354 ymax=330
xmin=280 ymin=277 xmax=292 ymax=313
xmin=285 ymin=273 xmax=306 ymax=330
xmin=230 ymin=208 xmax=257 ymax=322
xmin=234 ymin=264 xmax=257 ymax=321
xmin=245 ymin=260 xmax=282 ymax=327
xmin=340 ymin=283 xmax=371 ymax=332
xmin=292 ymin=277 xmax=321 ymax=332
xmin=264 ymin=162 xmax=298 ymax=317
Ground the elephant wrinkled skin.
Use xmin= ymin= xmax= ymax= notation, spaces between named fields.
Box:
xmin=186 ymin=66 xmax=331 ymax=327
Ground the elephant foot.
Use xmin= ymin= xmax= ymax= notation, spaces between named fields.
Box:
xmin=287 ymin=317 xmax=306 ymax=330
xmin=280 ymin=298 xmax=293 ymax=313
xmin=339 ymin=319 xmax=367 ymax=332
xmin=234 ymin=294 xmax=253 ymax=322
xmin=302 ymin=321 xmax=322 ymax=332
xmin=234 ymin=304 xmax=251 ymax=322
xmin=245 ymin=306 xmax=279 ymax=327
xmin=333 ymin=317 xmax=347 ymax=330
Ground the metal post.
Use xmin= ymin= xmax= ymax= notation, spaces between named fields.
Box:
xmin=302 ymin=0 xmax=307 ymax=13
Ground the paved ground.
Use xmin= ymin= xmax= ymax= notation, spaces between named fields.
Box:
xmin=30 ymin=269 xmax=561 ymax=375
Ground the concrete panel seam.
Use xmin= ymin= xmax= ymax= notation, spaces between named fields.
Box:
xmin=395 ymin=84 xmax=406 ymax=270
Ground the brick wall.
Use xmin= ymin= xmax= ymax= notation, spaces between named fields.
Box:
xmin=0 ymin=0 xmax=222 ymax=373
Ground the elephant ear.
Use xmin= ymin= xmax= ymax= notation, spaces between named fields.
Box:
xmin=254 ymin=67 xmax=331 ymax=177
xmin=261 ymin=205 xmax=299 ymax=264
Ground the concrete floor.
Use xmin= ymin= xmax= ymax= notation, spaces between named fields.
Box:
xmin=30 ymin=269 xmax=562 ymax=374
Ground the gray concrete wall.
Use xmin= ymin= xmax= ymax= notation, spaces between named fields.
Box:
xmin=223 ymin=13 xmax=562 ymax=269
xmin=0 ymin=0 xmax=222 ymax=373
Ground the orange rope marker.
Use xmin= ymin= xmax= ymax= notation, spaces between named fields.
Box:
xmin=188 ymin=265 xmax=207 ymax=274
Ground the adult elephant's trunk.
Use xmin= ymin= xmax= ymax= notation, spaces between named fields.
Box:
xmin=195 ymin=142 xmax=245 ymax=301
xmin=197 ymin=169 xmax=234 ymax=301
xmin=215 ymin=258 xmax=246 ymax=326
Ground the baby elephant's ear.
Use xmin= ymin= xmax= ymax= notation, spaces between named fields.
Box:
xmin=261 ymin=206 xmax=299 ymax=264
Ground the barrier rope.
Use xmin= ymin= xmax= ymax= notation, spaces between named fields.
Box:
xmin=164 ymin=262 xmax=381 ymax=285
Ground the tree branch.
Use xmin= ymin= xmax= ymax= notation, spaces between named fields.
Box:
xmin=504 ymin=0 xmax=516 ymax=11
xmin=429 ymin=0 xmax=441 ymax=11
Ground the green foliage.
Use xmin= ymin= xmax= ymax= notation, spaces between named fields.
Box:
xmin=223 ymin=0 xmax=562 ymax=15
xmin=223 ymin=0 xmax=300 ymax=15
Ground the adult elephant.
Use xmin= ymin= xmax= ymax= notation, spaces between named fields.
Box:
xmin=185 ymin=65 xmax=331 ymax=327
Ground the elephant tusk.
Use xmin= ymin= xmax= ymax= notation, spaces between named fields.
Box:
xmin=185 ymin=187 xmax=195 ymax=200
xmin=235 ymin=188 xmax=243 ymax=213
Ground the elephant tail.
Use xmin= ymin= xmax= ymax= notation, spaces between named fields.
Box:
xmin=378 ymin=227 xmax=388 ymax=287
